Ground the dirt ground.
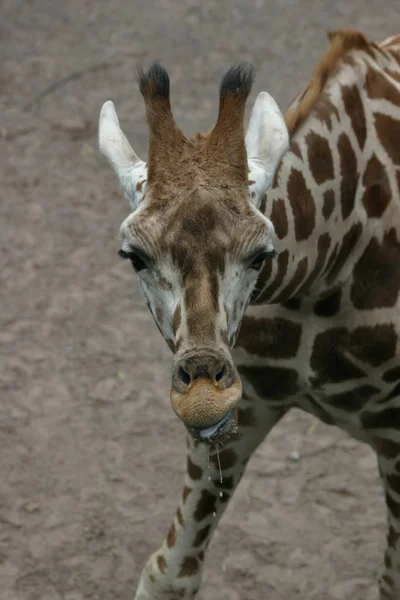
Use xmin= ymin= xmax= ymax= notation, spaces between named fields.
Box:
xmin=1 ymin=1 xmax=400 ymax=599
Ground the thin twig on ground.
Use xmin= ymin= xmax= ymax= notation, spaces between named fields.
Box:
xmin=24 ymin=53 xmax=146 ymax=111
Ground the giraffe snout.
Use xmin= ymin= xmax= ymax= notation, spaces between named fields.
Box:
xmin=170 ymin=350 xmax=242 ymax=435
xmin=173 ymin=352 xmax=235 ymax=394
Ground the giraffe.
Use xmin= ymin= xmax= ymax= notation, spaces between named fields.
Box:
xmin=98 ymin=29 xmax=400 ymax=599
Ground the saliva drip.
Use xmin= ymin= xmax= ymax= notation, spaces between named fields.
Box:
xmin=216 ymin=446 xmax=223 ymax=484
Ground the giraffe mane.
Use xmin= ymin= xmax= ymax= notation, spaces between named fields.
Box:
xmin=284 ymin=29 xmax=374 ymax=137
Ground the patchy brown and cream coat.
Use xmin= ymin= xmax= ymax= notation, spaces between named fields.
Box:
xmin=99 ymin=30 xmax=400 ymax=600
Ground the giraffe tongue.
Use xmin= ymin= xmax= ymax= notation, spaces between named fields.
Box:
xmin=198 ymin=409 xmax=234 ymax=440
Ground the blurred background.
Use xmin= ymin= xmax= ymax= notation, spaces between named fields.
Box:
xmin=1 ymin=1 xmax=399 ymax=598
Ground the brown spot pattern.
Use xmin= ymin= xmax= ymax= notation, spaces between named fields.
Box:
xmin=381 ymin=572 xmax=395 ymax=591
xmin=361 ymin=154 xmax=391 ymax=218
xmin=351 ymin=229 xmax=400 ymax=309
xmin=193 ymin=525 xmax=211 ymax=548
xmin=282 ymin=297 xmax=302 ymax=311
xmin=270 ymin=199 xmax=288 ymax=239
xmin=187 ymin=457 xmax=203 ymax=481
xmin=287 ymin=169 xmax=316 ymax=241
xmin=304 ymin=394 xmax=333 ymax=425
xmin=306 ymin=131 xmax=334 ymax=184
xmin=367 ymin=66 xmax=400 ymax=106
xmin=314 ymin=288 xmax=342 ymax=317
xmin=157 ymin=554 xmax=167 ymax=573
xmin=290 ymin=141 xmax=302 ymax=158
xmin=383 ymin=366 xmax=400 ymax=383
xmin=322 ymin=242 xmax=339 ymax=277
xmin=312 ymin=324 xmax=396 ymax=384
xmin=239 ymin=365 xmax=299 ymax=400
xmin=182 ymin=486 xmax=192 ymax=503
xmin=316 ymin=94 xmax=340 ymax=130
xmin=178 ymin=556 xmax=199 ymax=577
xmin=310 ymin=328 xmax=365 ymax=384
xmin=194 ymin=489 xmax=217 ymax=521
xmin=387 ymin=68 xmax=400 ymax=84
xmin=167 ymin=523 xmax=176 ymax=548
xmin=326 ymin=384 xmax=379 ymax=411
xmin=236 ymin=316 xmax=302 ymax=358
xmin=326 ymin=222 xmax=362 ymax=284
xmin=255 ymin=250 xmax=289 ymax=303
xmin=296 ymin=233 xmax=331 ymax=294
xmin=176 ymin=507 xmax=184 ymax=526
xmin=386 ymin=382 xmax=400 ymax=401
xmin=388 ymin=525 xmax=400 ymax=548
xmin=387 ymin=473 xmax=400 ymax=497
xmin=363 ymin=408 xmax=400 ymax=430
xmin=322 ymin=190 xmax=335 ymax=220
xmin=341 ymin=85 xmax=367 ymax=149
xmin=338 ymin=133 xmax=358 ymax=219
xmin=386 ymin=492 xmax=400 ymax=519
xmin=375 ymin=113 xmax=400 ymax=165
xmin=375 ymin=438 xmax=400 ymax=459
xmin=349 ymin=324 xmax=397 ymax=367
xmin=277 ymin=256 xmax=308 ymax=301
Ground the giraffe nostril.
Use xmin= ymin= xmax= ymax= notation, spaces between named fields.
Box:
xmin=178 ymin=366 xmax=191 ymax=387
xmin=215 ymin=364 xmax=226 ymax=382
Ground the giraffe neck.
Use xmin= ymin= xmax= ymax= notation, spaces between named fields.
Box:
xmin=252 ymin=41 xmax=400 ymax=306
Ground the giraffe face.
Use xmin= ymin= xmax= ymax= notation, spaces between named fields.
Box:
xmin=119 ymin=185 xmax=276 ymax=441
xmin=99 ymin=63 xmax=289 ymax=442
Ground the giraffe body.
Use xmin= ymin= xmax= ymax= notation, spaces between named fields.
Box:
xmin=99 ymin=30 xmax=400 ymax=599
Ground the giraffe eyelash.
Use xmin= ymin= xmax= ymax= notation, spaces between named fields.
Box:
xmin=118 ymin=248 xmax=148 ymax=272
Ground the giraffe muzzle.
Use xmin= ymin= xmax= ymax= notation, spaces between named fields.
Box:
xmin=170 ymin=372 xmax=242 ymax=434
xmin=195 ymin=407 xmax=236 ymax=440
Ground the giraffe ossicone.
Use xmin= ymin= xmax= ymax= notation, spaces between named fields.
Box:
xmin=98 ymin=29 xmax=400 ymax=600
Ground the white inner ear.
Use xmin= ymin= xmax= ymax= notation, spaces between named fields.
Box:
xmin=245 ymin=92 xmax=289 ymax=206
xmin=98 ymin=101 xmax=147 ymax=211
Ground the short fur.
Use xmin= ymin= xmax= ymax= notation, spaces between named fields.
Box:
xmin=138 ymin=63 xmax=255 ymax=190
xmin=138 ymin=62 xmax=170 ymax=99
xmin=206 ymin=64 xmax=255 ymax=180
xmin=285 ymin=29 xmax=373 ymax=135
xmin=137 ymin=62 xmax=189 ymax=184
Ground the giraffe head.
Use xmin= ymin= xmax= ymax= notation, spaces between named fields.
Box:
xmin=99 ymin=63 xmax=289 ymax=443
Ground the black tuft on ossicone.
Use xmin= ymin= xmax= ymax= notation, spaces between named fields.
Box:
xmin=137 ymin=62 xmax=170 ymax=98
xmin=219 ymin=64 xmax=255 ymax=98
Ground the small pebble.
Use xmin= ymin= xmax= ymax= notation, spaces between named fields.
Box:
xmin=289 ymin=450 xmax=301 ymax=462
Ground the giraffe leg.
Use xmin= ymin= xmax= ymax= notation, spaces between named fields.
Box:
xmin=133 ymin=401 xmax=285 ymax=600
xmin=377 ymin=442 xmax=400 ymax=599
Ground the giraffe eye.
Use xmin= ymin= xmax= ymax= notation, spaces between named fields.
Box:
xmin=118 ymin=249 xmax=148 ymax=272
xmin=249 ymin=249 xmax=276 ymax=271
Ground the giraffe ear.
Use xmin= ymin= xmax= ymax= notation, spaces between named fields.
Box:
xmin=245 ymin=92 xmax=289 ymax=206
xmin=98 ymin=101 xmax=147 ymax=211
